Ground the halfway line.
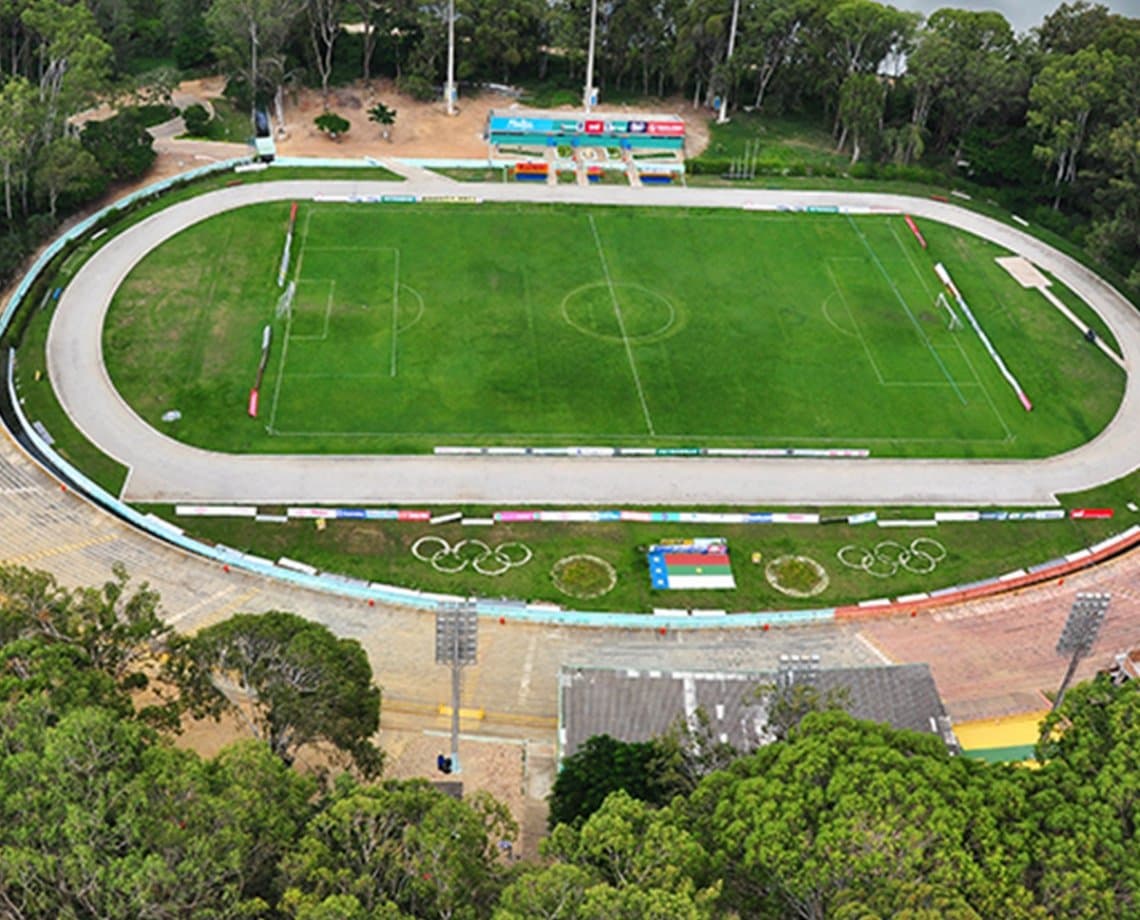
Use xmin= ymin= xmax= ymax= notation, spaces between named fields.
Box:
xmin=587 ymin=215 xmax=655 ymax=435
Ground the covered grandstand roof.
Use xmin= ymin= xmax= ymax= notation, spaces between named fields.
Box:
xmin=559 ymin=663 xmax=959 ymax=759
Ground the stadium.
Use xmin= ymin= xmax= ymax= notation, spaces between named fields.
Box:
xmin=2 ymin=87 xmax=1139 ymax=872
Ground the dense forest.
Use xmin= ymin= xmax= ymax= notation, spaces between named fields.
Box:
xmin=0 ymin=0 xmax=1138 ymax=302
xmin=2 ymin=562 xmax=1139 ymax=918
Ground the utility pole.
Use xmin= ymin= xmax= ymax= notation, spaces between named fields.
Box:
xmin=445 ymin=0 xmax=457 ymax=115
xmin=717 ymin=0 xmax=741 ymax=124
xmin=584 ymin=0 xmax=598 ymax=113
xmin=435 ymin=602 xmax=477 ymax=774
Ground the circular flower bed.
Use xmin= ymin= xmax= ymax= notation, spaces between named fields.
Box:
xmin=765 ymin=554 xmax=830 ymax=598
xmin=551 ymin=554 xmax=617 ymax=599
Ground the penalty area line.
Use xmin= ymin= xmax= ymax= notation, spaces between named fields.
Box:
xmin=588 ymin=214 xmax=655 ymax=436
xmin=846 ymin=215 xmax=967 ymax=406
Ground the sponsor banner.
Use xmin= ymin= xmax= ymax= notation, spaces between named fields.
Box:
xmin=805 ymin=205 xmax=839 ymax=213
xmin=619 ymin=511 xmax=654 ymax=522
xmin=746 ymin=512 xmax=774 ymax=523
xmin=598 ymin=510 xmax=622 ymax=521
xmin=176 ymin=505 xmax=257 ymax=517
xmin=420 ymin=195 xmax=480 ymax=204
xmin=1071 ymin=508 xmax=1113 ymax=519
xmin=647 ymin=121 xmax=685 ymax=136
xmin=288 ymin=508 xmax=338 ymax=519
xmin=381 ymin=194 xmax=418 ymax=203
xmin=364 ymin=509 xmax=400 ymax=520
xmin=935 ymin=511 xmax=980 ymax=522
xmin=878 ymin=519 xmax=937 ymax=527
xmin=656 ymin=447 xmax=702 ymax=456
xmin=337 ymin=508 xmax=368 ymax=519
xmin=979 ymin=510 xmax=1008 ymax=521
xmin=495 ymin=511 xmax=538 ymax=522
xmin=584 ymin=119 xmax=605 ymax=134
xmin=397 ymin=510 xmax=431 ymax=522
xmin=1006 ymin=509 xmax=1066 ymax=521
xmin=847 ymin=511 xmax=877 ymax=525
xmin=277 ymin=556 xmax=318 ymax=576
xmin=770 ymin=513 xmax=820 ymax=524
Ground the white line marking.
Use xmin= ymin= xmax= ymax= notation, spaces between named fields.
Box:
xmin=391 ymin=248 xmax=400 ymax=377
xmin=518 ymin=633 xmax=538 ymax=702
xmin=826 ymin=260 xmax=885 ymax=384
xmin=856 ymin=632 xmax=893 ymax=665
xmin=846 ymin=215 xmax=966 ymax=405
xmin=588 ymin=214 xmax=655 ymax=435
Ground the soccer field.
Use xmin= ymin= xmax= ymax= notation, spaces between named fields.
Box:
xmin=103 ymin=201 xmax=1125 ymax=457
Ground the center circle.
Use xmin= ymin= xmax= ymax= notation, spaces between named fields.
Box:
xmin=561 ymin=283 xmax=680 ymax=344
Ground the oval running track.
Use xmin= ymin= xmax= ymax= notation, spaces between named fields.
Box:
xmin=47 ymin=179 xmax=1140 ymax=505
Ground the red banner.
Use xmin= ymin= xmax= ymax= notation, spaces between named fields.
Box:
xmin=648 ymin=121 xmax=685 ymax=136
xmin=584 ymin=120 xmax=604 ymax=134
xmin=247 ymin=388 xmax=259 ymax=418
xmin=397 ymin=510 xmax=432 ymax=521
xmin=1071 ymin=508 xmax=1114 ymax=519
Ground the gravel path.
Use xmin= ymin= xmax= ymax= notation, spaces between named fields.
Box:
xmin=46 ymin=179 xmax=1139 ymax=505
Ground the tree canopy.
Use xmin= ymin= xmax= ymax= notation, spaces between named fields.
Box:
xmin=4 ymin=566 xmax=1140 ymax=917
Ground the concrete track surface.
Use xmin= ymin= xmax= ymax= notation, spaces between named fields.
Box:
xmin=47 ymin=180 xmax=1139 ymax=505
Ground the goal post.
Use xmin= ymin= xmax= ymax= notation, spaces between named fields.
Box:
xmin=936 ymin=292 xmax=962 ymax=330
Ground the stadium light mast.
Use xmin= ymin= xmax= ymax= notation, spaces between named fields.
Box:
xmin=445 ymin=0 xmax=457 ymax=115
xmin=584 ymin=0 xmax=598 ymax=113
xmin=435 ymin=601 xmax=477 ymax=775
xmin=717 ymin=0 xmax=741 ymax=124
xmin=1050 ymin=592 xmax=1111 ymax=713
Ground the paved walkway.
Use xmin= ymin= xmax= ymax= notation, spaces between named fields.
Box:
xmin=46 ymin=180 xmax=1139 ymax=505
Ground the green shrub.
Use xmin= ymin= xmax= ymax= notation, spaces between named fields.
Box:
xmin=314 ymin=112 xmax=350 ymax=137
xmin=182 ymin=104 xmax=211 ymax=136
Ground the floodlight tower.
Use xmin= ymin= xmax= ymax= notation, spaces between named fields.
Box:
xmin=716 ymin=0 xmax=741 ymax=124
xmin=445 ymin=0 xmax=457 ymax=115
xmin=1051 ymin=593 xmax=1111 ymax=712
xmin=435 ymin=601 xmax=478 ymax=774
xmin=583 ymin=0 xmax=598 ymax=113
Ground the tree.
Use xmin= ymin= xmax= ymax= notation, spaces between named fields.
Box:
xmin=367 ymin=101 xmax=395 ymax=140
xmin=20 ymin=0 xmax=112 ymax=142
xmin=314 ymin=110 xmax=349 ymax=138
xmin=0 ymin=563 xmax=169 ymax=700
xmin=837 ymin=71 xmax=884 ymax=163
xmin=182 ymin=101 xmax=212 ymax=134
xmin=81 ymin=109 xmax=157 ymax=182
xmin=687 ymin=710 xmax=1044 ymax=919
xmin=174 ymin=611 xmax=383 ymax=776
xmin=0 ymin=76 xmax=37 ymax=222
xmin=457 ymin=0 xmax=546 ymax=84
xmin=306 ymin=0 xmax=342 ymax=106
xmin=547 ymin=733 xmax=673 ymax=829
xmin=0 ymin=706 xmax=298 ymax=918
xmin=281 ymin=778 xmax=512 ymax=918
xmin=1028 ymin=46 xmax=1119 ymax=206
xmin=206 ymin=0 xmax=304 ymax=114
xmin=736 ymin=0 xmax=812 ymax=110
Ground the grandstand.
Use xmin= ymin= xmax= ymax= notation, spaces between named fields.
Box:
xmin=485 ymin=108 xmax=685 ymax=186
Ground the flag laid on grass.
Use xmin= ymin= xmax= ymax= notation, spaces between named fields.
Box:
xmin=648 ymin=539 xmax=735 ymax=590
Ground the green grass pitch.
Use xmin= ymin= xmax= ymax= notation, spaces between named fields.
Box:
xmin=103 ymin=201 xmax=1125 ymax=458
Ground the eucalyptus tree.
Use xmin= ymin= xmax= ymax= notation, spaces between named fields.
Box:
xmin=206 ymin=0 xmax=304 ymax=111
xmin=307 ymin=0 xmax=342 ymax=105
xmin=1028 ymin=45 xmax=1119 ymax=206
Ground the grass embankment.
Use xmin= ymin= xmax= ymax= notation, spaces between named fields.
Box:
xmin=139 ymin=467 xmax=1138 ymax=613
